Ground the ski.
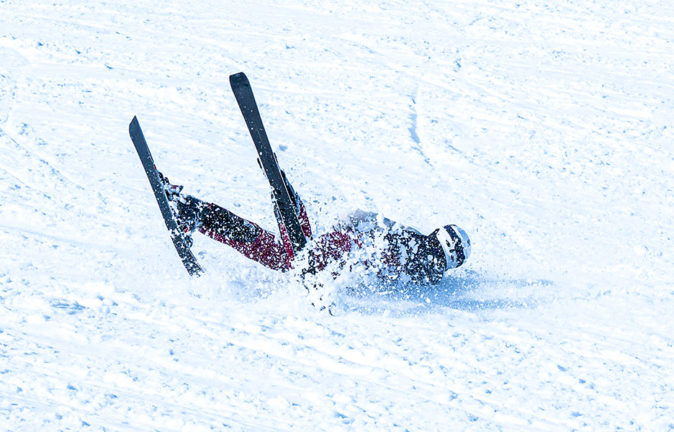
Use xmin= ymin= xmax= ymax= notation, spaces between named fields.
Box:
xmin=128 ymin=116 xmax=204 ymax=276
xmin=229 ymin=72 xmax=307 ymax=256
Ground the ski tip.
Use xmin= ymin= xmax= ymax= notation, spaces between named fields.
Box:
xmin=129 ymin=115 xmax=139 ymax=132
xmin=229 ymin=72 xmax=249 ymax=88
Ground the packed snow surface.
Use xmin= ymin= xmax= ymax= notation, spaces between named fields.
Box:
xmin=1 ymin=0 xmax=673 ymax=430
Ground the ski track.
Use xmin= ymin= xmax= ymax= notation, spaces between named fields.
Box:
xmin=1 ymin=0 xmax=673 ymax=430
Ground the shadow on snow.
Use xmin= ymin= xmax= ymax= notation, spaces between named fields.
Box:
xmin=337 ymin=270 xmax=555 ymax=316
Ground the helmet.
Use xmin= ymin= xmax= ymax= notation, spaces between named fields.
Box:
xmin=434 ymin=224 xmax=471 ymax=269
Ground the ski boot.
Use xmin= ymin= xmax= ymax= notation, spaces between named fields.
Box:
xmin=158 ymin=172 xmax=206 ymax=246
xmin=279 ymin=169 xmax=312 ymax=238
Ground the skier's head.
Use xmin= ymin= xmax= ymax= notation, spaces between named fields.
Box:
xmin=431 ymin=224 xmax=471 ymax=269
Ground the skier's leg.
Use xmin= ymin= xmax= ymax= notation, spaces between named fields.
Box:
xmin=158 ymin=172 xmax=292 ymax=271
xmin=197 ymin=203 xmax=292 ymax=271
xmin=304 ymin=231 xmax=354 ymax=273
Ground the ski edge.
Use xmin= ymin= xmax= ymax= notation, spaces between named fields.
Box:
xmin=229 ymin=72 xmax=308 ymax=255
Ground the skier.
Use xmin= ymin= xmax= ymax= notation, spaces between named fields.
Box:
xmin=160 ymin=172 xmax=471 ymax=286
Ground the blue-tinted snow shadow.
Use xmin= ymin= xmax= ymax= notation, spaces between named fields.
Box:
xmin=50 ymin=300 xmax=86 ymax=315
xmin=338 ymin=270 xmax=555 ymax=316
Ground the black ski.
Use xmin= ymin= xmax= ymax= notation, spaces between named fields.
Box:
xmin=128 ymin=116 xmax=203 ymax=276
xmin=229 ymin=72 xmax=307 ymax=255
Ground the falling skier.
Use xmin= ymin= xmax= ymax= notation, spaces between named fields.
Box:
xmin=159 ymin=171 xmax=471 ymax=286
xmin=131 ymin=72 xmax=470 ymax=289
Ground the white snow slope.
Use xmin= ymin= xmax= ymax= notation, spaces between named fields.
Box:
xmin=1 ymin=0 xmax=673 ymax=430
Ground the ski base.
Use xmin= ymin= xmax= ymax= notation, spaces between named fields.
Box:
xmin=129 ymin=116 xmax=203 ymax=277
xmin=229 ymin=72 xmax=307 ymax=256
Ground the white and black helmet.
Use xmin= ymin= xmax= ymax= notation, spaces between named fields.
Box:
xmin=434 ymin=224 xmax=471 ymax=269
